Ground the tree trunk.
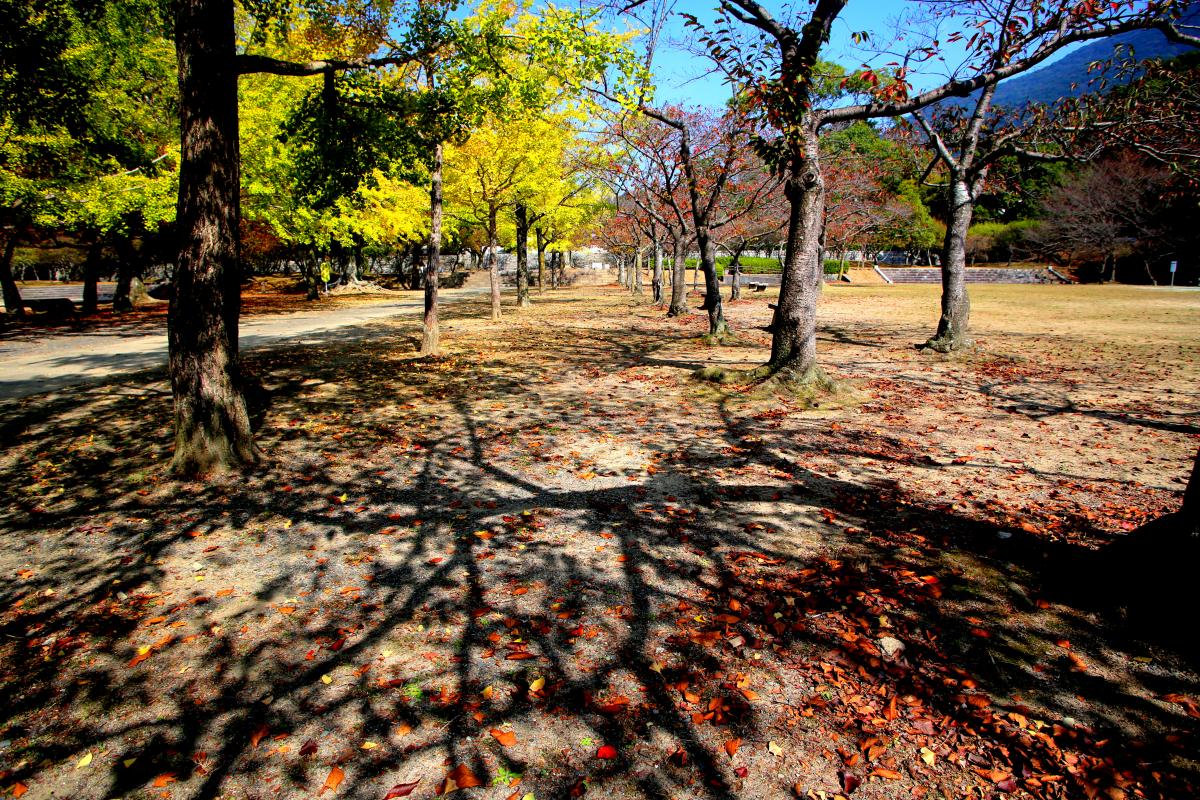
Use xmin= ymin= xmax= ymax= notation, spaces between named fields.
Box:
xmin=535 ymin=227 xmax=546 ymax=291
xmin=729 ymin=244 xmax=744 ymax=301
xmin=421 ymin=141 xmax=443 ymax=355
xmin=168 ymin=0 xmax=258 ymax=475
xmin=303 ymin=251 xmax=321 ymax=300
xmin=668 ymin=235 xmax=687 ymax=316
xmin=759 ymin=126 xmax=825 ymax=383
xmin=1184 ymin=448 xmax=1199 ymax=535
xmin=515 ymin=202 xmax=530 ymax=308
xmin=651 ymin=241 xmax=663 ymax=304
xmin=82 ymin=238 xmax=103 ymax=315
xmin=0 ymin=234 xmax=21 ymax=317
xmin=924 ymin=173 xmax=974 ymax=353
xmin=111 ymin=236 xmax=140 ymax=312
xmin=694 ymin=228 xmax=727 ymax=338
xmin=345 ymin=234 xmax=363 ymax=284
xmin=616 ymin=255 xmax=625 ymax=286
xmin=633 ymin=248 xmax=643 ymax=295
xmin=488 ymin=210 xmax=501 ymax=321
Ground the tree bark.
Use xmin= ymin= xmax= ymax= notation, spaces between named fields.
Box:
xmin=668 ymin=235 xmax=687 ymax=316
xmin=651 ymin=241 xmax=663 ymax=304
xmin=924 ymin=173 xmax=975 ymax=353
xmin=168 ymin=0 xmax=258 ymax=475
xmin=421 ymin=141 xmax=443 ymax=355
xmin=633 ymin=248 xmax=644 ymax=295
xmin=488 ymin=208 xmax=501 ymax=321
xmin=0 ymin=234 xmax=21 ymax=317
xmin=515 ymin=202 xmax=530 ymax=308
xmin=82 ymin=238 xmax=103 ymax=315
xmin=759 ymin=124 xmax=825 ymax=383
xmin=694 ymin=228 xmax=727 ymax=338
xmin=729 ymin=243 xmax=745 ymax=302
xmin=111 ymin=236 xmax=140 ymax=312
xmin=535 ymin=227 xmax=546 ymax=292
xmin=1184 ymin=448 xmax=1199 ymax=535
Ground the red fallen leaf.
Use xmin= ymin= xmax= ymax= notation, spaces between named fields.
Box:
xmin=319 ymin=766 xmax=345 ymax=795
xmin=505 ymin=652 xmax=536 ymax=660
xmin=734 ymin=767 xmax=748 ymax=778
xmin=384 ymin=781 xmax=421 ymax=799
xmin=490 ymin=728 xmax=517 ymax=746
xmin=839 ymin=770 xmax=861 ymax=794
xmin=871 ymin=768 xmax=903 ymax=780
xmin=724 ymin=738 xmax=741 ymax=757
xmin=152 ymin=773 xmax=177 ymax=787
xmin=438 ymin=764 xmax=481 ymax=794
xmin=300 ymin=739 xmax=318 ymax=757
xmin=512 ymin=587 xmax=528 ymax=596
xmin=596 ymin=744 xmax=618 ymax=759
xmin=329 ymin=638 xmax=346 ymax=652
xmin=250 ymin=724 xmax=270 ymax=748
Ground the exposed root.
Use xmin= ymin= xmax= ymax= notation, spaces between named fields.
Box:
xmin=917 ymin=333 xmax=973 ymax=354
xmin=693 ymin=361 xmax=846 ymax=407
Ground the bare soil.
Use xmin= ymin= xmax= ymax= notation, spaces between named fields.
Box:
xmin=1 ymin=283 xmax=1197 ymax=800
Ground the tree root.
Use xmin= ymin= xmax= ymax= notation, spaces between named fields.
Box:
xmin=917 ymin=333 xmax=972 ymax=354
xmin=693 ymin=361 xmax=843 ymax=406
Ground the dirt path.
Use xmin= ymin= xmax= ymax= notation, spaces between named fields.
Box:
xmin=0 ymin=288 xmax=489 ymax=399
xmin=0 ymin=284 xmax=1197 ymax=800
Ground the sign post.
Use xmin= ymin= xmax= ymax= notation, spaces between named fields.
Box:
xmin=1169 ymin=260 xmax=1177 ymax=287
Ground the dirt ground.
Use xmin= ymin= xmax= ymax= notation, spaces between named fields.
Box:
xmin=1 ymin=283 xmax=1197 ymax=800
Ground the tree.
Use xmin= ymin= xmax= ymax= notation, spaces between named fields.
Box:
xmin=634 ymin=0 xmax=1174 ymax=387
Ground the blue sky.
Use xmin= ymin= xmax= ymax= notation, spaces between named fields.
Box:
xmin=636 ymin=0 xmax=1081 ymax=106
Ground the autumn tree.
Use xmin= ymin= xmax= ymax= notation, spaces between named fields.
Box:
xmin=623 ymin=0 xmax=1175 ymax=387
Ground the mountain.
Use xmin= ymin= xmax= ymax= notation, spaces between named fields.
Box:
xmin=991 ymin=26 xmax=1194 ymax=108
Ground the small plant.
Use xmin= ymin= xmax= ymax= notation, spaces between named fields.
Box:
xmin=403 ymin=682 xmax=423 ymax=701
xmin=579 ymin=736 xmax=594 ymax=747
xmin=493 ymin=766 xmax=522 ymax=785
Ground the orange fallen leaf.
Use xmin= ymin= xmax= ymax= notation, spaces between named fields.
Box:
xmin=319 ymin=766 xmax=345 ymax=795
xmin=490 ymin=728 xmax=517 ymax=746
xmin=250 ymin=724 xmax=270 ymax=748
xmin=872 ymin=768 xmax=903 ymax=780
xmin=11 ymin=783 xmax=28 ymax=798
xmin=438 ymin=764 xmax=481 ymax=794
xmin=724 ymin=738 xmax=741 ymax=757
xmin=152 ymin=773 xmax=177 ymax=788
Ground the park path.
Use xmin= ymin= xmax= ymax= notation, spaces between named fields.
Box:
xmin=0 ymin=288 xmax=488 ymax=400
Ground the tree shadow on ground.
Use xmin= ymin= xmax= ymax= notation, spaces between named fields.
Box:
xmin=0 ymin=294 xmax=1196 ymax=800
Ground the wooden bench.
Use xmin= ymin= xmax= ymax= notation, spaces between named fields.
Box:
xmin=748 ymin=282 xmax=767 ymax=292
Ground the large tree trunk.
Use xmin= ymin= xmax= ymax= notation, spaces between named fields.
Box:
xmin=616 ymin=255 xmax=625 ymax=286
xmin=515 ymin=202 xmax=530 ymax=308
xmin=633 ymin=248 xmax=643 ymax=295
xmin=924 ymin=173 xmax=974 ymax=353
xmin=535 ymin=227 xmax=546 ymax=291
xmin=488 ymin=210 xmax=501 ymax=321
xmin=668 ymin=235 xmax=687 ymax=316
xmin=421 ymin=141 xmax=443 ymax=355
xmin=759 ymin=125 xmax=825 ymax=383
xmin=694 ymin=228 xmax=727 ymax=338
xmin=1184 ymin=448 xmax=1199 ymax=534
xmin=345 ymin=234 xmax=363 ymax=284
xmin=651 ymin=241 xmax=663 ymax=304
xmin=82 ymin=238 xmax=103 ymax=315
xmin=168 ymin=0 xmax=258 ymax=475
xmin=0 ymin=234 xmax=21 ymax=317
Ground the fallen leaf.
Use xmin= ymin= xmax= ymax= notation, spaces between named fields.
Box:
xmin=871 ymin=768 xmax=902 ymax=780
xmin=438 ymin=764 xmax=481 ymax=794
xmin=767 ymin=741 xmax=782 ymax=756
xmin=724 ymin=738 xmax=741 ymax=757
xmin=11 ymin=783 xmax=28 ymax=798
xmin=300 ymin=740 xmax=318 ymax=757
xmin=250 ymin=724 xmax=270 ymax=748
xmin=395 ymin=722 xmax=413 ymax=737
xmin=76 ymin=752 xmax=93 ymax=769
xmin=319 ymin=766 xmax=345 ymax=795
xmin=596 ymin=744 xmax=618 ymax=760
xmin=919 ymin=747 xmax=936 ymax=765
xmin=384 ymin=782 xmax=421 ymax=799
xmin=321 ymin=674 xmax=333 ymax=685
xmin=361 ymin=741 xmax=378 ymax=750
xmin=529 ymin=676 xmax=545 ymax=692
xmin=152 ymin=773 xmax=177 ymax=788
xmin=491 ymin=729 xmax=517 ymax=747
xmin=839 ymin=770 xmax=861 ymax=794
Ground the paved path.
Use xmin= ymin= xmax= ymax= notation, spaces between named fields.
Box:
xmin=0 ymin=288 xmax=488 ymax=400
